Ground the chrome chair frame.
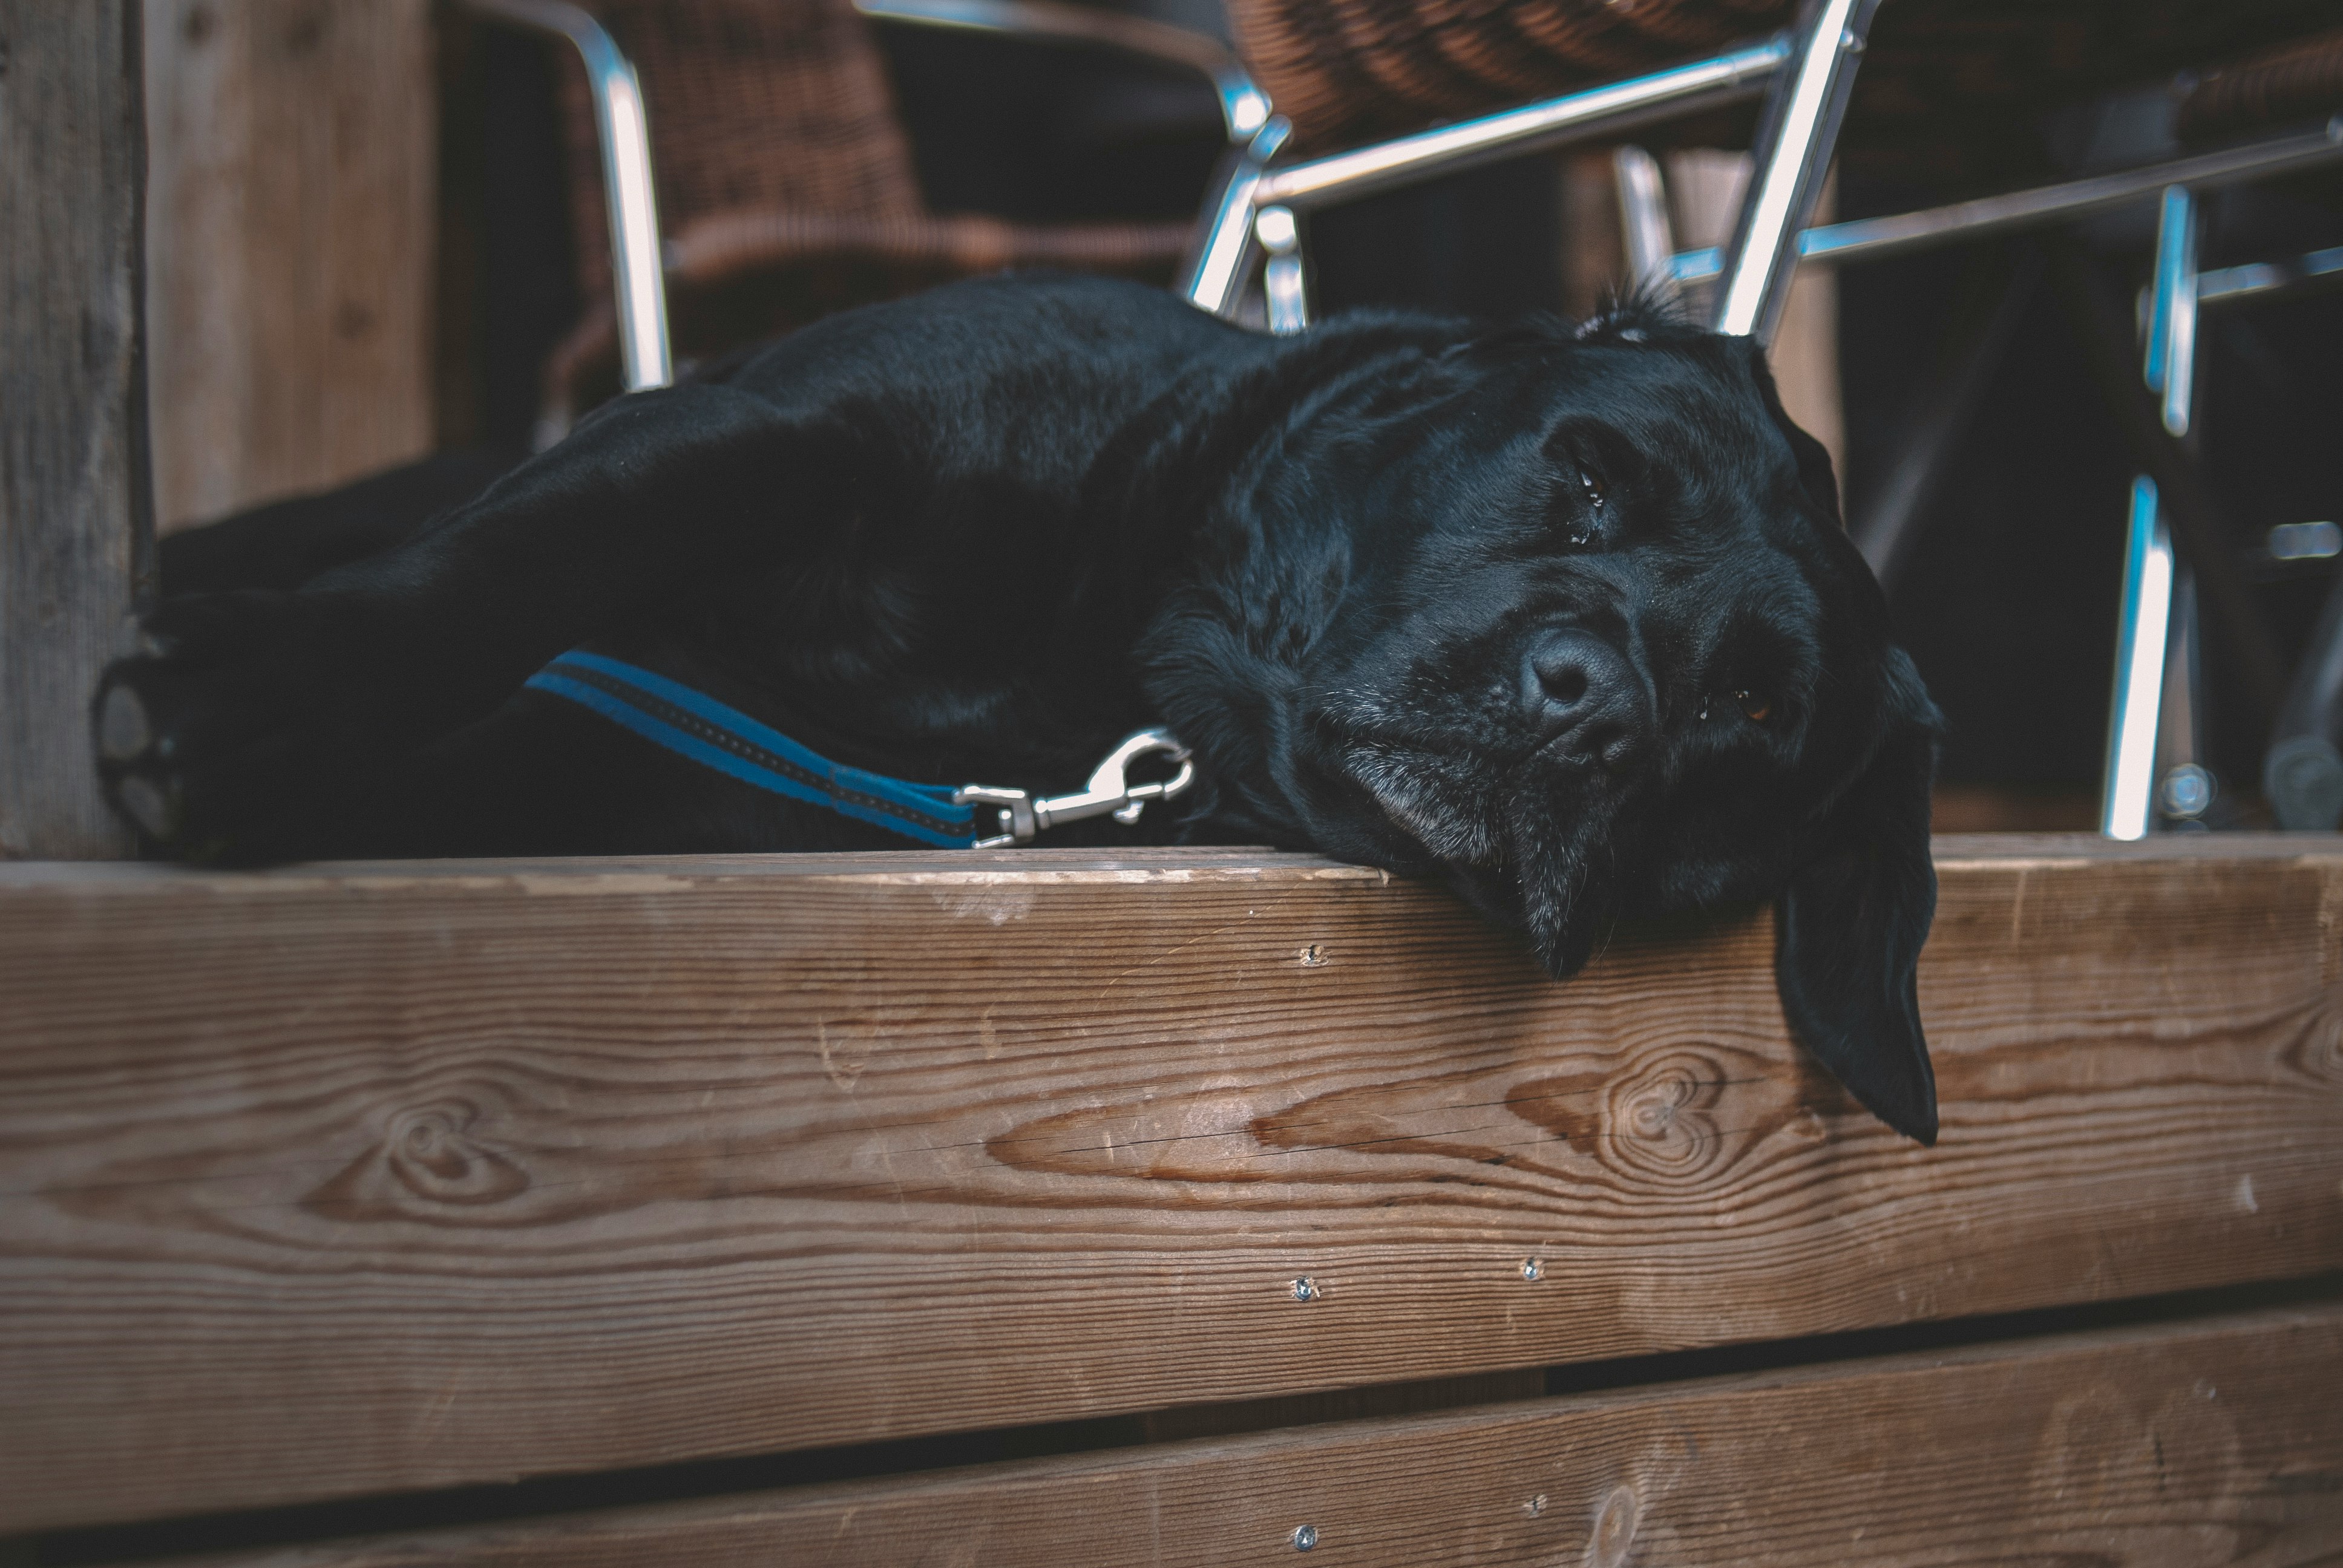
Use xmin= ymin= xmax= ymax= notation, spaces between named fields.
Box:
xmin=1664 ymin=118 xmax=2343 ymax=284
xmin=462 ymin=0 xmax=1272 ymax=396
xmin=1181 ymin=0 xmax=1886 ymax=348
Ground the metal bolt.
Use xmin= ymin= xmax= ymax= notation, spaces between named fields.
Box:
xmin=2159 ymin=763 xmax=2215 ymax=820
xmin=1521 ymin=1258 xmax=1543 ymax=1281
xmin=1292 ymin=1524 xmax=1319 ymax=1551
xmin=1291 ymin=1276 xmax=1319 ymax=1302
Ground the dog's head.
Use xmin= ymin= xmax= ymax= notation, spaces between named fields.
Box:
xmin=1149 ymin=299 xmax=1944 ymax=1142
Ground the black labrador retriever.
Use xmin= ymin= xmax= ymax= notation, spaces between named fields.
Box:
xmin=96 ymin=273 xmax=1944 ymax=1142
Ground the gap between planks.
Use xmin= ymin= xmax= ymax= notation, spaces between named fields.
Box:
xmin=156 ymin=1301 xmax=2343 ymax=1568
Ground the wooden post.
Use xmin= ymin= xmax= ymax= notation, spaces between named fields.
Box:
xmin=0 ymin=0 xmax=153 ymax=859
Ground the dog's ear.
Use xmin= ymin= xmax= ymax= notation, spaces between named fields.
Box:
xmin=1744 ymin=340 xmax=1843 ymax=528
xmin=1775 ymin=648 xmax=1942 ymax=1143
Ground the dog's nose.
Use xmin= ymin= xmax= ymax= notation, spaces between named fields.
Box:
xmin=1520 ymin=629 xmax=1649 ymax=770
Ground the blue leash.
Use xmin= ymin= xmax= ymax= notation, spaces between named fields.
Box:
xmin=526 ymin=650 xmax=1193 ymax=849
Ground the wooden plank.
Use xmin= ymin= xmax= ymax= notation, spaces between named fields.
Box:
xmin=0 ymin=0 xmax=152 ymax=859
xmin=1 ymin=837 xmax=2339 ymax=1529
xmin=142 ymin=0 xmax=434 ymax=534
xmin=181 ymin=1304 xmax=2343 ymax=1567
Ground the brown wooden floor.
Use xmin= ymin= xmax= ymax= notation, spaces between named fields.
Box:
xmin=2 ymin=835 xmax=2338 ymax=1562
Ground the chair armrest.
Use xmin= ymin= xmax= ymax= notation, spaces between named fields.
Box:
xmin=853 ymin=0 xmax=1270 ymax=142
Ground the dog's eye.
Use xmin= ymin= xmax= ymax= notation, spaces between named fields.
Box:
xmin=1562 ymin=470 xmax=1606 ymax=546
xmin=1699 ymin=688 xmax=1777 ymax=725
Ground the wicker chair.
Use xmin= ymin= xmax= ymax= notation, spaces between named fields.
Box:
xmin=1176 ymin=0 xmax=1865 ymax=348
xmin=1225 ymin=0 xmax=1793 ymax=152
xmin=520 ymin=0 xmax=1222 ymax=426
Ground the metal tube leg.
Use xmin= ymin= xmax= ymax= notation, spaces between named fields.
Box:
xmin=2100 ymin=185 xmax=2200 ymax=839
xmin=2104 ymin=477 xmax=2177 ymax=838
xmin=2155 ymin=572 xmax=2214 ymax=824
xmin=1256 ymin=206 xmax=1309 ymax=335
xmin=1613 ymin=145 xmax=1676 ymax=290
xmin=464 ymin=0 xmax=673 ymax=395
xmin=1710 ymin=0 xmax=1881 ymax=343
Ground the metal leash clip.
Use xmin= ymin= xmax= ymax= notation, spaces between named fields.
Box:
xmin=955 ymin=729 xmax=1195 ymax=848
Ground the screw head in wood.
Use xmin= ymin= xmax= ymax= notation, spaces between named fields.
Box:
xmin=1292 ymin=1524 xmax=1319 ymax=1550
xmin=1290 ymin=1276 xmax=1319 ymax=1302
xmin=1521 ymin=1258 xmax=1544 ymax=1281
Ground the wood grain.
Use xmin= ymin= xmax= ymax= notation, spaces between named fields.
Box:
xmin=2 ymin=837 xmax=2339 ymax=1530
xmin=180 ymin=1303 xmax=2343 ymax=1567
xmin=142 ymin=0 xmax=435 ymax=533
xmin=0 ymin=0 xmax=152 ymax=859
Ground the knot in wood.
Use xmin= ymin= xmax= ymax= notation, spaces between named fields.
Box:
xmin=1586 ymin=1484 xmax=1639 ymax=1567
xmin=383 ymin=1102 xmax=529 ymax=1206
xmin=307 ymin=1096 xmax=531 ymax=1221
xmin=1604 ymin=1048 xmax=1731 ymax=1184
xmin=2310 ymin=1012 xmax=2343 ymax=1082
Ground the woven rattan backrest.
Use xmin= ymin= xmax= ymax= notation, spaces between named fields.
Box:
xmin=560 ymin=0 xmax=927 ymax=301
xmin=1224 ymin=0 xmax=1792 ymax=147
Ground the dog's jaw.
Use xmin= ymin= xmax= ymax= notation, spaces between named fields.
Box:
xmin=1278 ymin=714 xmax=1637 ymax=982
xmin=1341 ymin=742 xmax=1506 ymax=867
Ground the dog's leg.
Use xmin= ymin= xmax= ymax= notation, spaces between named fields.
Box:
xmin=97 ymin=384 xmax=850 ymax=860
xmin=159 ymin=445 xmax=528 ymax=596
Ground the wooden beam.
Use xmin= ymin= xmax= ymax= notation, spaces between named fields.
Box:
xmin=1 ymin=837 xmax=2339 ymax=1529
xmin=0 ymin=0 xmax=152 ymax=858
xmin=168 ymin=1304 xmax=2343 ymax=1566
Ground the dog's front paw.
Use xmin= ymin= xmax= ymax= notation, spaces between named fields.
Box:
xmin=94 ymin=590 xmax=404 ymax=861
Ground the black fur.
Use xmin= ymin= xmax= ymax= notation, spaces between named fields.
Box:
xmin=97 ymin=273 xmax=1944 ymax=1141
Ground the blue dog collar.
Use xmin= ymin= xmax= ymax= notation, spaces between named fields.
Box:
xmin=526 ymin=650 xmax=1193 ymax=849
